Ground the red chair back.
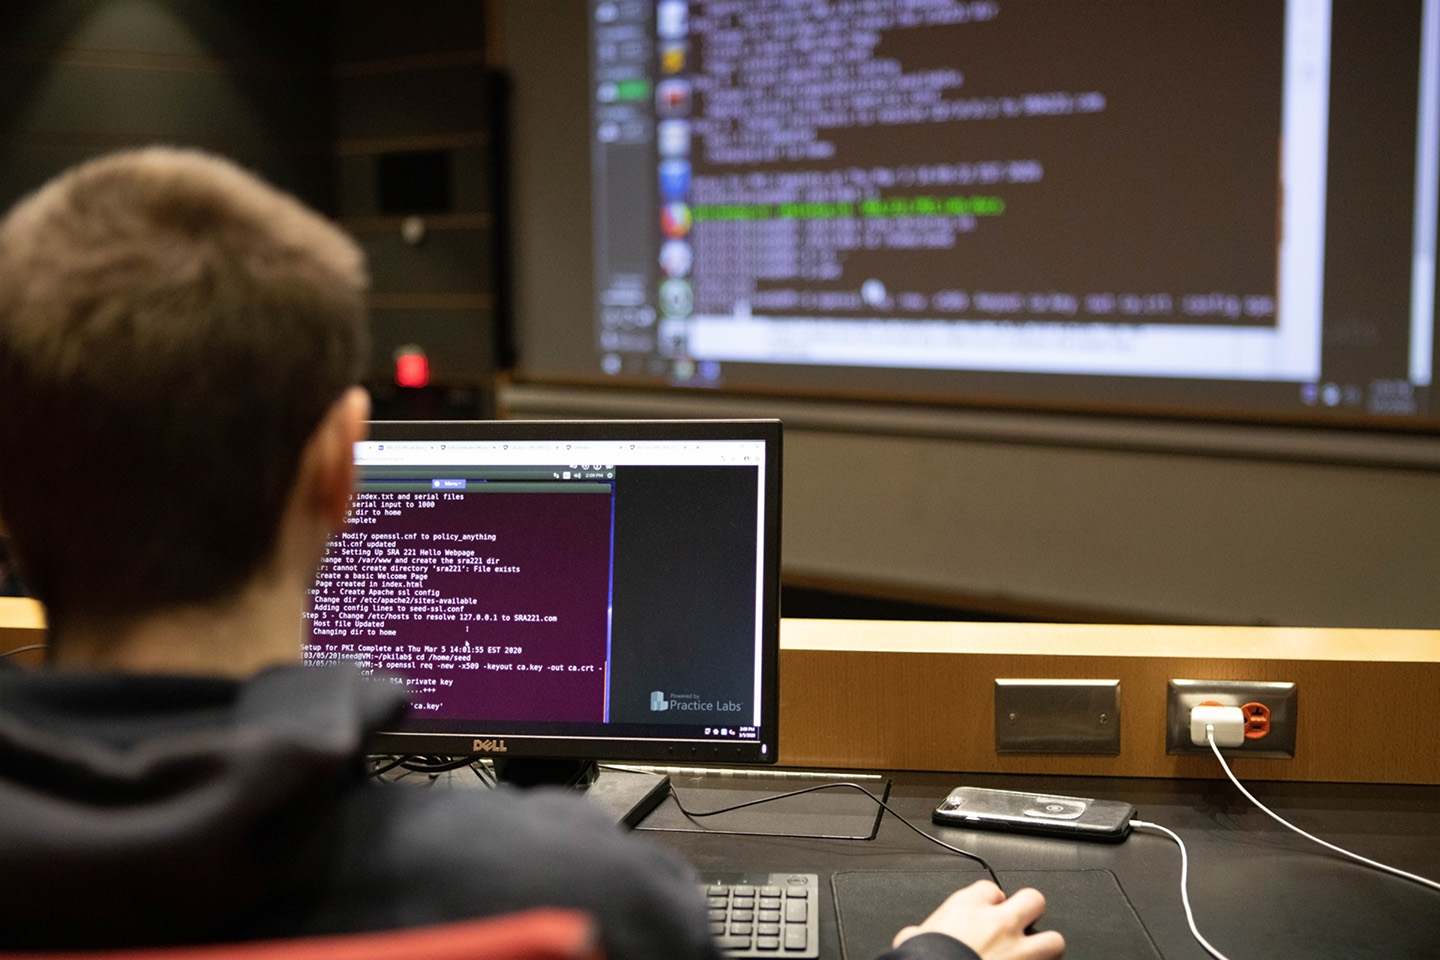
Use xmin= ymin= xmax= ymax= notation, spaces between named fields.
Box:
xmin=0 ymin=910 xmax=602 ymax=960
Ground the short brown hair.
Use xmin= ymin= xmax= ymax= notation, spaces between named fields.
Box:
xmin=0 ymin=147 xmax=369 ymax=628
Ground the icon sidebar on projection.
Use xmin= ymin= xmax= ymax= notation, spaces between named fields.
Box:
xmin=656 ymin=3 xmax=700 ymax=379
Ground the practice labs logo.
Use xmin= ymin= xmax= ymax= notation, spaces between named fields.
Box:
xmin=649 ymin=690 xmax=742 ymax=713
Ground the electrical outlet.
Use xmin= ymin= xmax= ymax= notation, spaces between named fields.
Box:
xmin=1165 ymin=679 xmax=1297 ymax=757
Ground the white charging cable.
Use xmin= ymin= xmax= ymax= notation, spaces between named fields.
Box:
xmin=1129 ymin=818 xmax=1234 ymax=960
xmin=1204 ymin=728 xmax=1440 ymax=893
xmin=1134 ymin=720 xmax=1440 ymax=960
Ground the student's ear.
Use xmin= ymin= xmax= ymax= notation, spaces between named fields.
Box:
xmin=306 ymin=386 xmax=370 ymax=530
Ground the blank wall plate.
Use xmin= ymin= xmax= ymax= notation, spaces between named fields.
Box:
xmin=994 ymin=679 xmax=1121 ymax=755
xmin=1166 ymin=679 xmax=1297 ymax=757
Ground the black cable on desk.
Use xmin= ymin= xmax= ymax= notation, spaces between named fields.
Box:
xmin=369 ymin=755 xmax=480 ymax=779
xmin=368 ymin=755 xmax=416 ymax=778
xmin=368 ymin=755 xmax=500 ymax=786
xmin=366 ymin=757 xmax=1003 ymax=896
xmin=0 ymin=643 xmax=46 ymax=660
xmin=666 ymin=780 xmax=1005 ymax=892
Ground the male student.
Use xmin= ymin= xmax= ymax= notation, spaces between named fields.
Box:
xmin=0 ymin=148 xmax=1063 ymax=960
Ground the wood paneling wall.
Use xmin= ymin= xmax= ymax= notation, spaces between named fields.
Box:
xmin=779 ymin=620 xmax=1440 ymax=785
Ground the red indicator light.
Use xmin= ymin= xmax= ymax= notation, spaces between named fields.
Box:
xmin=395 ymin=351 xmax=429 ymax=388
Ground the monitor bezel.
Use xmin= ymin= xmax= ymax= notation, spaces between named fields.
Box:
xmin=349 ymin=418 xmax=784 ymax=767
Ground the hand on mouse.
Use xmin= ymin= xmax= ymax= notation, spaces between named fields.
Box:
xmin=891 ymin=880 xmax=1065 ymax=960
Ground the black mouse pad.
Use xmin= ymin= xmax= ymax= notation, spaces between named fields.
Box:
xmin=832 ymin=870 xmax=1162 ymax=960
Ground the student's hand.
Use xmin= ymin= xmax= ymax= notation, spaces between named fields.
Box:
xmin=891 ymin=880 xmax=1065 ymax=960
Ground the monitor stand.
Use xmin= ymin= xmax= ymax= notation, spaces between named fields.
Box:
xmin=492 ymin=758 xmax=671 ymax=828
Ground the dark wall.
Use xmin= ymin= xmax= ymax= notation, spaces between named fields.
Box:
xmin=331 ymin=0 xmax=501 ymax=413
xmin=0 ymin=2 xmax=333 ymax=215
xmin=0 ymin=0 xmax=501 ymax=409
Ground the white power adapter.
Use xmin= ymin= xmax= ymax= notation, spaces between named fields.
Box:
xmin=1190 ymin=704 xmax=1246 ymax=748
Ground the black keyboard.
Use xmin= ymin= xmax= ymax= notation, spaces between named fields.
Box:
xmin=699 ymin=873 xmax=820 ymax=958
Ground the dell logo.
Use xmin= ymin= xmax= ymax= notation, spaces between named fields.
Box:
xmin=650 ymin=691 xmax=669 ymax=712
xmin=472 ymin=738 xmax=508 ymax=753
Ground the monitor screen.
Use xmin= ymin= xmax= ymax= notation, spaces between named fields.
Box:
xmin=302 ymin=419 xmax=782 ymax=769
xmin=504 ymin=0 xmax=1440 ymax=428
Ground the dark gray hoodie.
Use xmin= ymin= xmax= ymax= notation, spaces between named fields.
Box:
xmin=0 ymin=663 xmax=717 ymax=958
xmin=0 ymin=663 xmax=975 ymax=960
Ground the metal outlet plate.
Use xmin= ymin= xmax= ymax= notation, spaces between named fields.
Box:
xmin=1165 ymin=679 xmax=1297 ymax=757
xmin=994 ymin=679 xmax=1121 ymax=755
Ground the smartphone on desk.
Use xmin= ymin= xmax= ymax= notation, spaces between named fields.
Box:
xmin=933 ymin=786 xmax=1134 ymax=842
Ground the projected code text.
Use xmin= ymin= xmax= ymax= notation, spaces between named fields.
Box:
xmin=682 ymin=0 xmax=1281 ymax=327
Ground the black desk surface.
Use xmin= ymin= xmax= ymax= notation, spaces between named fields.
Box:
xmin=638 ymin=769 xmax=1440 ymax=960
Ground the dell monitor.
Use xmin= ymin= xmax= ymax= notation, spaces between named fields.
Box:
xmin=302 ymin=419 xmax=782 ymax=819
